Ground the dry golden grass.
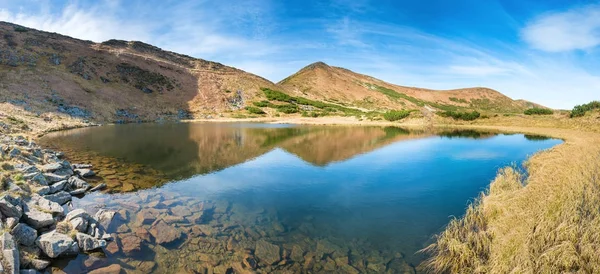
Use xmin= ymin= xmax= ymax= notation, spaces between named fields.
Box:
xmin=424 ymin=112 xmax=600 ymax=273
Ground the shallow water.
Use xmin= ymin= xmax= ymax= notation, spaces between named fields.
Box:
xmin=40 ymin=123 xmax=561 ymax=273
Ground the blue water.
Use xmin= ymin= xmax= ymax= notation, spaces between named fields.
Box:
xmin=40 ymin=123 xmax=562 ymax=272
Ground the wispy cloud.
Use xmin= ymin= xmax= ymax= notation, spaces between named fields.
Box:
xmin=521 ymin=4 xmax=600 ymax=52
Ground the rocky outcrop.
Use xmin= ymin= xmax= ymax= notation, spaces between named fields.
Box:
xmin=0 ymin=133 xmax=116 ymax=272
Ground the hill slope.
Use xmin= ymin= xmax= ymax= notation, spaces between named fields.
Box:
xmin=0 ymin=22 xmax=276 ymax=123
xmin=278 ymin=62 xmax=535 ymax=113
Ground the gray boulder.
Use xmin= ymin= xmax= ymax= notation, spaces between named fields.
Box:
xmin=74 ymin=168 xmax=95 ymax=177
xmin=35 ymin=231 xmax=78 ymax=258
xmin=0 ymin=195 xmax=23 ymax=218
xmin=43 ymin=191 xmax=71 ymax=205
xmin=5 ymin=218 xmax=19 ymax=230
xmin=23 ymin=173 xmax=47 ymax=186
xmin=26 ymin=195 xmax=64 ymax=215
xmin=11 ymin=223 xmax=37 ymax=246
xmin=43 ymin=173 xmax=68 ymax=183
xmin=40 ymin=163 xmax=62 ymax=173
xmin=1 ymin=232 xmax=19 ymax=274
xmin=23 ymin=209 xmax=54 ymax=229
xmin=48 ymin=180 xmax=68 ymax=194
xmin=67 ymin=176 xmax=90 ymax=190
xmin=72 ymin=164 xmax=92 ymax=169
xmin=76 ymin=233 xmax=106 ymax=251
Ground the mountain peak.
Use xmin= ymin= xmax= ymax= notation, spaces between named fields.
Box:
xmin=304 ymin=61 xmax=330 ymax=70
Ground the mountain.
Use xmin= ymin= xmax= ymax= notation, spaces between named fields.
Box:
xmin=278 ymin=61 xmax=535 ymax=113
xmin=0 ymin=21 xmax=276 ymax=123
xmin=0 ymin=22 xmax=542 ymax=125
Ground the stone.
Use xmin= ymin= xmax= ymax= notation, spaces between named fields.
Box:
xmin=76 ymin=233 xmax=106 ymax=251
xmin=121 ymin=182 xmax=135 ymax=192
xmin=23 ymin=209 xmax=54 ymax=229
xmin=43 ymin=173 xmax=68 ymax=183
xmin=291 ymin=245 xmax=306 ymax=262
xmin=35 ymin=231 xmax=77 ymax=258
xmin=255 ymin=240 xmax=281 ymax=265
xmin=0 ymin=195 xmax=23 ymax=218
xmin=68 ymin=176 xmax=90 ymax=190
xmin=170 ymin=205 xmax=192 ymax=217
xmin=88 ymin=264 xmax=121 ymax=274
xmin=1 ymin=233 xmax=19 ymax=274
xmin=72 ymin=164 xmax=92 ymax=169
xmin=94 ymin=209 xmax=116 ymax=230
xmin=70 ymin=217 xmax=89 ymax=232
xmin=34 ymin=186 xmax=50 ymax=195
xmin=40 ymin=163 xmax=62 ymax=173
xmin=120 ymin=235 xmax=142 ymax=254
xmin=24 ymin=173 xmax=48 ymax=186
xmin=48 ymin=180 xmax=68 ymax=194
xmin=75 ymin=168 xmax=95 ymax=177
xmin=136 ymin=209 xmax=159 ymax=225
xmin=243 ymin=254 xmax=258 ymax=269
xmin=116 ymin=224 xmax=130 ymax=233
xmin=83 ymin=255 xmax=107 ymax=269
xmin=11 ymin=223 xmax=37 ymax=246
xmin=66 ymin=208 xmax=90 ymax=221
xmin=89 ymin=183 xmax=107 ymax=192
xmin=134 ymin=227 xmax=151 ymax=242
xmin=69 ymin=188 xmax=86 ymax=196
xmin=25 ymin=194 xmax=64 ymax=215
xmin=104 ymin=241 xmax=119 ymax=255
xmin=149 ymin=220 xmax=182 ymax=245
xmin=9 ymin=147 xmax=21 ymax=158
xmin=43 ymin=191 xmax=71 ymax=205
xmin=6 ymin=218 xmax=19 ymax=229
xmin=29 ymin=259 xmax=50 ymax=271
xmin=19 ymin=270 xmax=39 ymax=274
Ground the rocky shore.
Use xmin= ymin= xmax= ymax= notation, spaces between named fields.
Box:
xmin=0 ymin=132 xmax=116 ymax=273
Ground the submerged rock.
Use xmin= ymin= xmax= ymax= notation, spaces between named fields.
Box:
xmin=75 ymin=233 xmax=106 ymax=251
xmin=255 ymin=240 xmax=281 ymax=265
xmin=149 ymin=220 xmax=182 ymax=245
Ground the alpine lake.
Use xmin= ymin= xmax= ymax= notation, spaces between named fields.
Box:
xmin=39 ymin=122 xmax=562 ymax=273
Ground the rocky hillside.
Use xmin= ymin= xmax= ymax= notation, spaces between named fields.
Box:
xmin=0 ymin=22 xmax=544 ymax=126
xmin=0 ymin=22 xmax=276 ymax=123
xmin=278 ymin=62 xmax=536 ymax=113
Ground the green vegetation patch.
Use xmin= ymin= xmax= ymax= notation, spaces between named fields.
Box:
xmin=571 ymin=101 xmax=600 ymax=118
xmin=260 ymin=88 xmax=364 ymax=116
xmin=364 ymin=83 xmax=459 ymax=112
xmin=14 ymin=26 xmax=29 ymax=33
xmin=245 ymin=106 xmax=266 ymax=115
xmin=116 ymin=63 xmax=175 ymax=92
xmin=449 ymin=97 xmax=468 ymax=104
xmin=383 ymin=110 xmax=412 ymax=121
xmin=524 ymin=108 xmax=554 ymax=115
xmin=439 ymin=110 xmax=481 ymax=121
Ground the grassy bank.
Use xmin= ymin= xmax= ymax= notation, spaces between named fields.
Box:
xmin=424 ymin=115 xmax=600 ymax=273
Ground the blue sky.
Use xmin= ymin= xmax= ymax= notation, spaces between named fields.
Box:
xmin=0 ymin=0 xmax=598 ymax=108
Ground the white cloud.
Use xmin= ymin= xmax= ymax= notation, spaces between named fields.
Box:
xmin=0 ymin=3 xmax=151 ymax=42
xmin=522 ymin=5 xmax=600 ymax=52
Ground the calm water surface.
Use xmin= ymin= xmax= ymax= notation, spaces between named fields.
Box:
xmin=40 ymin=123 xmax=561 ymax=273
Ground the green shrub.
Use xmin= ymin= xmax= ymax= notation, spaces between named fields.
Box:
xmin=571 ymin=101 xmax=600 ymax=118
xmin=253 ymin=101 xmax=274 ymax=107
xmin=14 ymin=26 xmax=28 ymax=33
xmin=439 ymin=110 xmax=481 ymax=121
xmin=449 ymin=97 xmax=468 ymax=103
xmin=524 ymin=108 xmax=553 ymax=115
xmin=383 ymin=110 xmax=412 ymax=121
xmin=275 ymin=104 xmax=299 ymax=114
xmin=245 ymin=106 xmax=265 ymax=115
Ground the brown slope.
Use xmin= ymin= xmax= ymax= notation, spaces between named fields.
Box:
xmin=278 ymin=62 xmax=538 ymax=113
xmin=0 ymin=22 xmax=276 ymax=123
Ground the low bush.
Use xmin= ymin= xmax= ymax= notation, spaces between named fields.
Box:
xmin=439 ymin=110 xmax=481 ymax=121
xmin=245 ymin=106 xmax=265 ymax=115
xmin=253 ymin=101 xmax=274 ymax=108
xmin=383 ymin=110 xmax=411 ymax=121
xmin=571 ymin=101 xmax=600 ymax=118
xmin=524 ymin=108 xmax=553 ymax=115
xmin=275 ymin=104 xmax=299 ymax=114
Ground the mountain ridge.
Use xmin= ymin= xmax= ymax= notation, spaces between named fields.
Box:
xmin=0 ymin=21 xmax=544 ymax=124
